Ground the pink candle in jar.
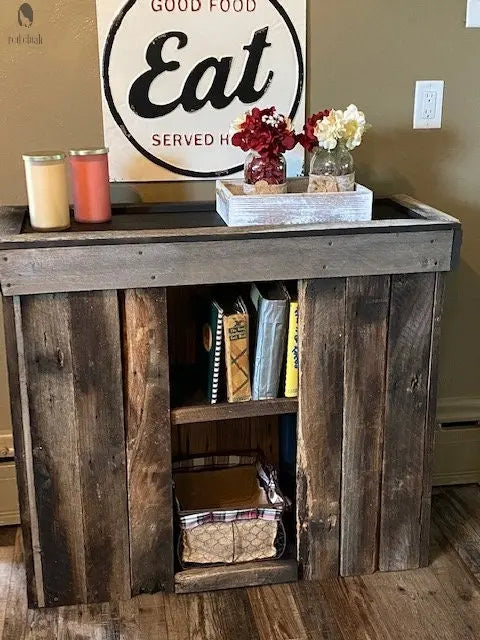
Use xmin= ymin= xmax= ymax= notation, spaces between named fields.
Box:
xmin=69 ymin=148 xmax=111 ymax=223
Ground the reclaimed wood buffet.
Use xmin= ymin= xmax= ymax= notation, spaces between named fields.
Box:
xmin=0 ymin=195 xmax=461 ymax=609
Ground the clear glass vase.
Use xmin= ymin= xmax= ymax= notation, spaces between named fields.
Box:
xmin=308 ymin=142 xmax=355 ymax=193
xmin=243 ymin=151 xmax=287 ymax=194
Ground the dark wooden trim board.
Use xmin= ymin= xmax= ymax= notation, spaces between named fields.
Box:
xmin=0 ymin=230 xmax=453 ymax=296
xmin=174 ymin=559 xmax=298 ymax=594
xmin=171 ymin=398 xmax=298 ymax=425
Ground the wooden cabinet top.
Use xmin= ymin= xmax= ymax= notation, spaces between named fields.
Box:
xmin=0 ymin=195 xmax=461 ymax=296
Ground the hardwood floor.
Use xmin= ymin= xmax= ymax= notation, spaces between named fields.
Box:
xmin=1 ymin=486 xmax=480 ymax=639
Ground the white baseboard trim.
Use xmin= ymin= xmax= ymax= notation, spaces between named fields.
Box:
xmin=437 ymin=397 xmax=480 ymax=424
xmin=0 ymin=461 xmax=19 ymax=526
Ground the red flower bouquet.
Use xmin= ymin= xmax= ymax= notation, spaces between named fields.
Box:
xmin=297 ymin=110 xmax=331 ymax=152
xmin=231 ymin=107 xmax=297 ymax=191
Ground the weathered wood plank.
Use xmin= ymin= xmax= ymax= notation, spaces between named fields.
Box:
xmin=289 ymin=581 xmax=345 ymax=639
xmin=0 ymin=230 xmax=453 ymax=296
xmin=379 ymin=273 xmax=435 ymax=571
xmin=340 ymin=276 xmax=390 ymax=576
xmin=432 ymin=487 xmax=480 ymax=578
xmin=123 ymin=288 xmax=174 ymax=595
xmin=391 ymin=194 xmax=460 ymax=223
xmin=247 ymin=584 xmax=308 ymax=640
xmin=1 ymin=529 xmax=28 ymax=640
xmin=420 ymin=273 xmax=445 ymax=566
xmin=0 ymin=208 xmax=25 ymax=237
xmin=174 ymin=559 xmax=297 ymax=594
xmin=20 ymin=292 xmax=129 ymax=607
xmin=297 ymin=279 xmax=345 ymax=579
xmin=2 ymin=298 xmax=40 ymax=607
xmin=68 ymin=291 xmax=130 ymax=604
xmin=0 ymin=537 xmax=15 ymax=638
xmin=179 ymin=591 xmax=261 ymax=640
xmin=21 ymin=294 xmax=87 ymax=606
xmin=171 ymin=398 xmax=298 ymax=425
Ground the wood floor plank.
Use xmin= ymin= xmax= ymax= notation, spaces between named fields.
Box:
xmin=24 ymin=607 xmax=58 ymax=640
xmin=164 ymin=593 xmax=191 ymax=640
xmin=56 ymin=602 xmax=120 ymax=640
xmin=429 ymin=520 xmax=480 ymax=637
xmin=432 ymin=489 xmax=480 ymax=577
xmin=130 ymin=594 xmax=169 ymax=638
xmin=318 ymin=578 xmax=391 ymax=640
xmin=289 ymin=581 xmax=345 ymax=640
xmin=178 ymin=591 xmax=260 ymax=640
xmin=248 ymin=584 xmax=308 ymax=640
xmin=2 ymin=530 xmax=27 ymax=640
xmin=0 ymin=543 xmax=14 ymax=639
xmin=361 ymin=563 xmax=479 ymax=639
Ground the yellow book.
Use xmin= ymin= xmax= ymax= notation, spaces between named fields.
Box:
xmin=284 ymin=301 xmax=299 ymax=398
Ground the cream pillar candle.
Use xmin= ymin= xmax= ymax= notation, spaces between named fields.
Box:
xmin=23 ymin=152 xmax=71 ymax=231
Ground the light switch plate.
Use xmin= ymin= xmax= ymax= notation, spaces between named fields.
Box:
xmin=466 ymin=0 xmax=480 ymax=27
xmin=413 ymin=81 xmax=444 ymax=129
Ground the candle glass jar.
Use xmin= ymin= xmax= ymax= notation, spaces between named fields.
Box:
xmin=22 ymin=152 xmax=70 ymax=231
xmin=69 ymin=148 xmax=111 ymax=223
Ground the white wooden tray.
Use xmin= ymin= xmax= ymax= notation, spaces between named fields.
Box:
xmin=216 ymin=178 xmax=373 ymax=227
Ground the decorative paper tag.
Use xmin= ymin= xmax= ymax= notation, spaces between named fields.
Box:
xmin=307 ymin=173 xmax=355 ymax=193
xmin=243 ymin=181 xmax=288 ymax=195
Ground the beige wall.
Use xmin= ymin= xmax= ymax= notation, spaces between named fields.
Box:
xmin=0 ymin=0 xmax=479 ymax=419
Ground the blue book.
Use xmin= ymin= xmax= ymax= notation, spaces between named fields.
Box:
xmin=250 ymin=283 xmax=289 ymax=400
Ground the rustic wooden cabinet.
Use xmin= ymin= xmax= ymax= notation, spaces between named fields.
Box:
xmin=0 ymin=196 xmax=461 ymax=609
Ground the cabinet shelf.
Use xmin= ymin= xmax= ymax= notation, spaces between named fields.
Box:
xmin=171 ymin=397 xmax=298 ymax=425
xmin=174 ymin=558 xmax=298 ymax=594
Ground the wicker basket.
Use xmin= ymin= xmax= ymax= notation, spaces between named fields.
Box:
xmin=173 ymin=453 xmax=289 ymax=567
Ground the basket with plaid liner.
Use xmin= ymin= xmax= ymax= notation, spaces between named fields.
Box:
xmin=173 ymin=452 xmax=290 ymax=567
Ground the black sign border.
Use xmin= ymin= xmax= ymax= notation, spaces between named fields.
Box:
xmin=103 ymin=0 xmax=305 ymax=179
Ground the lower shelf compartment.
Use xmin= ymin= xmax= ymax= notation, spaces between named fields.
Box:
xmin=174 ymin=558 xmax=298 ymax=594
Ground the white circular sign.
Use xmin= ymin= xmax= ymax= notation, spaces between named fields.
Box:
xmin=102 ymin=0 xmax=304 ymax=178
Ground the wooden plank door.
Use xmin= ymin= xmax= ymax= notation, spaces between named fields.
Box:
xmin=297 ymin=274 xmax=441 ymax=579
xmin=5 ymin=291 xmax=130 ymax=607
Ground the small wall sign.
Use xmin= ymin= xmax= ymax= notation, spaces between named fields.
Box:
xmin=96 ymin=0 xmax=306 ymax=181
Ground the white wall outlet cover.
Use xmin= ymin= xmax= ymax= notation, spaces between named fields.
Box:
xmin=413 ymin=81 xmax=444 ymax=130
xmin=466 ymin=0 xmax=480 ymax=27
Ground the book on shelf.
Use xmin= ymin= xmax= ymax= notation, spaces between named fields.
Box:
xmin=284 ymin=283 xmax=299 ymax=398
xmin=200 ymin=299 xmax=225 ymax=404
xmin=222 ymin=295 xmax=252 ymax=403
xmin=250 ymin=282 xmax=289 ymax=401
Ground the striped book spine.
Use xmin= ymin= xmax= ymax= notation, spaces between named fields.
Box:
xmin=211 ymin=307 xmax=224 ymax=404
